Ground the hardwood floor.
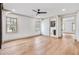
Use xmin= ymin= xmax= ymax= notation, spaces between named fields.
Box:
xmin=0 ymin=34 xmax=79 ymax=55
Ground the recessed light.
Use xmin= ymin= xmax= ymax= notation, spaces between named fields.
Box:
xmin=62 ymin=9 xmax=66 ymax=11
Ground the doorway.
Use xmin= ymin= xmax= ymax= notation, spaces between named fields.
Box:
xmin=61 ymin=15 xmax=76 ymax=39
xmin=41 ymin=18 xmax=50 ymax=36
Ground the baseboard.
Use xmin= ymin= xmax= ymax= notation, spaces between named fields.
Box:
xmin=41 ymin=34 xmax=50 ymax=37
xmin=3 ymin=34 xmax=40 ymax=44
xmin=41 ymin=34 xmax=62 ymax=39
xmin=63 ymin=32 xmax=74 ymax=34
xmin=57 ymin=37 xmax=62 ymax=39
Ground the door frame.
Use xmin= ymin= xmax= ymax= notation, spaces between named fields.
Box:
xmin=0 ymin=3 xmax=2 ymax=49
xmin=61 ymin=15 xmax=76 ymax=38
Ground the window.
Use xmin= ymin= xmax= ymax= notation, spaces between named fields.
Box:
xmin=6 ymin=17 xmax=17 ymax=33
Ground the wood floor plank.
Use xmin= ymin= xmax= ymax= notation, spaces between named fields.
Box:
xmin=0 ymin=34 xmax=79 ymax=55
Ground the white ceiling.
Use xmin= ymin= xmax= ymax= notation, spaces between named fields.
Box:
xmin=3 ymin=3 xmax=79 ymax=18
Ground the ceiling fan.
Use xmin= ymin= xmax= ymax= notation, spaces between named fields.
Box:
xmin=32 ymin=9 xmax=47 ymax=16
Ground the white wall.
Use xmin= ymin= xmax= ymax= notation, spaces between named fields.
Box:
xmin=76 ymin=12 xmax=79 ymax=41
xmin=2 ymin=11 xmax=41 ymax=42
xmin=56 ymin=16 xmax=62 ymax=37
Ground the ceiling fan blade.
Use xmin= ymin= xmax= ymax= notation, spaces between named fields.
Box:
xmin=32 ymin=9 xmax=37 ymax=12
xmin=39 ymin=12 xmax=47 ymax=14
